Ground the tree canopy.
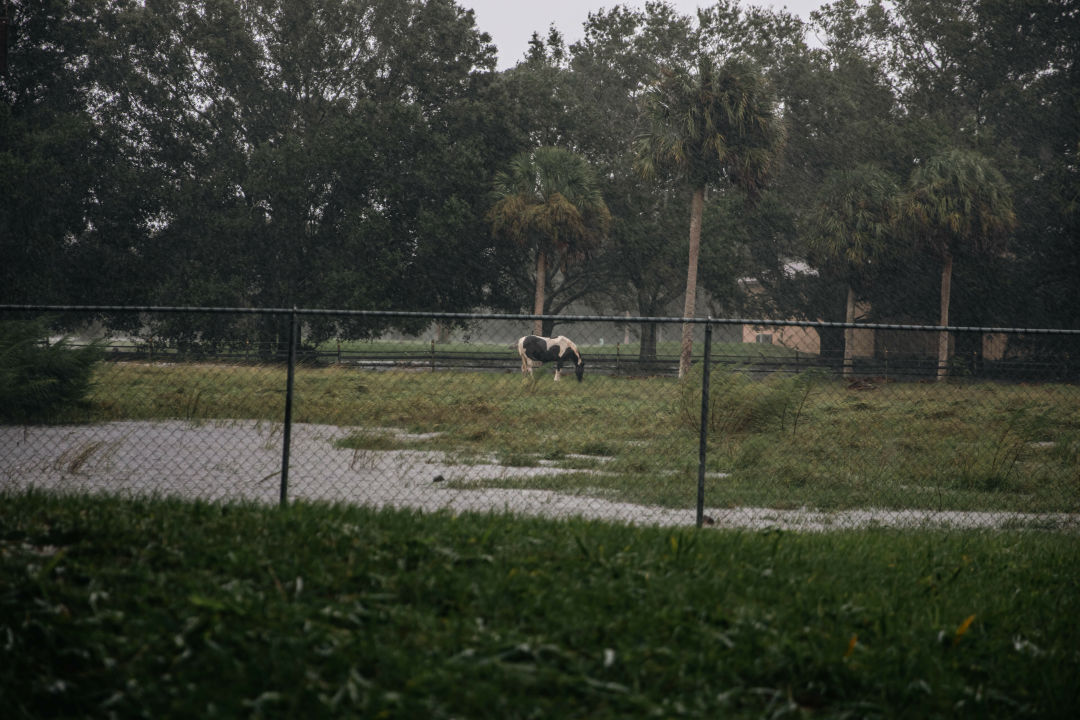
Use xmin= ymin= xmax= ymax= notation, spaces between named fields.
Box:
xmin=2 ymin=0 xmax=1077 ymax=354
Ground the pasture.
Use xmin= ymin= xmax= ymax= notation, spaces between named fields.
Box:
xmin=4 ymin=351 xmax=1079 ymax=717
xmin=61 ymin=360 xmax=1080 ymax=519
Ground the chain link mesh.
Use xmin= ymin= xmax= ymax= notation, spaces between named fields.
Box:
xmin=2 ymin=308 xmax=1077 ymax=531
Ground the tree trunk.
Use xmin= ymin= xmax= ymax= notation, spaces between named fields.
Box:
xmin=937 ymin=250 xmax=953 ymax=381
xmin=679 ymin=187 xmax=705 ymax=379
xmin=435 ymin=321 xmax=452 ymax=344
xmin=533 ymin=249 xmax=547 ymax=337
xmin=843 ymin=284 xmax=856 ymax=376
xmin=639 ymin=321 xmax=658 ymax=362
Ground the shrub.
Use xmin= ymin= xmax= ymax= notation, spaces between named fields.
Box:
xmin=0 ymin=319 xmax=102 ymax=422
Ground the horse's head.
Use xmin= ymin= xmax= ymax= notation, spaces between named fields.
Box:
xmin=575 ymin=357 xmax=585 ymax=382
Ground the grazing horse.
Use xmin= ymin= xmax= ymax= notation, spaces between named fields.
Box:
xmin=516 ymin=335 xmax=585 ymax=382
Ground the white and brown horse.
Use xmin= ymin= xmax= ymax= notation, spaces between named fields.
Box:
xmin=516 ymin=335 xmax=584 ymax=382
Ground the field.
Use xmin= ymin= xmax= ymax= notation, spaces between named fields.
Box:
xmin=59 ymin=360 xmax=1080 ymax=518
xmin=315 ymin=338 xmax=803 ymax=359
xmin=2 ymin=491 xmax=1078 ymax=718
xmin=4 ymin=357 xmax=1080 ymax=716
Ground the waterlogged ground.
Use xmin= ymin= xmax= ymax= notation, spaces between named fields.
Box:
xmin=3 ymin=420 xmax=1077 ymax=531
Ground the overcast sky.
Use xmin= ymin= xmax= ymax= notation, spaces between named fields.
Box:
xmin=464 ymin=1 xmax=826 ymax=70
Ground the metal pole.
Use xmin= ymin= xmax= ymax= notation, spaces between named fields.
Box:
xmin=280 ymin=310 xmax=298 ymax=507
xmin=696 ymin=320 xmax=712 ymax=528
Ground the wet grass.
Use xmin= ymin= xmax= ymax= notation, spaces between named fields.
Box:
xmin=33 ymin=361 xmax=1080 ymax=514
xmin=1 ymin=491 xmax=1077 ymax=718
xmin=320 ymin=338 xmax=800 ymax=359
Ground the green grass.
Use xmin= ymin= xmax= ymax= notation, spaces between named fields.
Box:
xmin=1 ymin=491 xmax=1077 ymax=718
xmin=26 ymin=361 xmax=1080 ymax=514
xmin=319 ymin=338 xmax=511 ymax=355
xmin=318 ymin=338 xmax=801 ymax=360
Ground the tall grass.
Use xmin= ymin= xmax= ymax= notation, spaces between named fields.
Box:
xmin=1 ymin=491 xmax=1077 ymax=718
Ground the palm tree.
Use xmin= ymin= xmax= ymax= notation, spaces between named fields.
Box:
xmin=635 ymin=56 xmax=785 ymax=378
xmin=488 ymin=147 xmax=611 ymax=336
xmin=900 ymin=149 xmax=1016 ymax=380
xmin=805 ymin=164 xmax=899 ymax=375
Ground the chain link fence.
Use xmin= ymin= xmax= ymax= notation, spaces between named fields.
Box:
xmin=2 ymin=306 xmax=1078 ymax=531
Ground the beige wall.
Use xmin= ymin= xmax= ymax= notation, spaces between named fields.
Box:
xmin=847 ymin=301 xmax=874 ymax=357
xmin=982 ymin=332 xmax=1008 ymax=361
xmin=742 ymin=324 xmax=821 ymax=355
xmin=737 ymin=306 xmax=1014 ymax=364
xmin=846 ymin=327 xmax=875 ymax=357
xmin=739 ymin=301 xmax=877 ymax=359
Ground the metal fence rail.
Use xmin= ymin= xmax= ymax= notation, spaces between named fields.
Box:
xmin=2 ymin=305 xmax=1079 ymax=531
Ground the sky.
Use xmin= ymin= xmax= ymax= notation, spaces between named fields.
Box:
xmin=464 ymin=1 xmax=826 ymax=70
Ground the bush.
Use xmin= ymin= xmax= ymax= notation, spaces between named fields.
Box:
xmin=0 ymin=319 xmax=102 ymax=422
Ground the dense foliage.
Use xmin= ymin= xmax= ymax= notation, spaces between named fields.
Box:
xmin=2 ymin=0 xmax=1077 ymax=350
xmin=0 ymin=319 xmax=101 ymax=421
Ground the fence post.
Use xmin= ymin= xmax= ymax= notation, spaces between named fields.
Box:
xmin=696 ymin=320 xmax=713 ymax=528
xmin=280 ymin=309 xmax=298 ymax=507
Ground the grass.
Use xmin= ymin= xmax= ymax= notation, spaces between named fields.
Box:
xmin=1 ymin=491 xmax=1077 ymax=718
xmin=20 ymin=360 xmax=1080 ymax=514
xmin=317 ymin=338 xmax=802 ymax=360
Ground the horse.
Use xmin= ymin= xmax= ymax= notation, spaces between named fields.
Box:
xmin=516 ymin=335 xmax=585 ymax=382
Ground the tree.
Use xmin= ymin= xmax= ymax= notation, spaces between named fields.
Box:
xmin=805 ymin=164 xmax=899 ymax=374
xmin=565 ymin=3 xmax=699 ymax=361
xmin=810 ymin=0 xmax=1079 ymax=332
xmin=900 ymin=148 xmax=1017 ymax=380
xmin=0 ymin=0 xmax=152 ymax=306
xmin=497 ymin=26 xmax=576 ymax=152
xmin=69 ymin=0 xmax=508 ymax=349
xmin=635 ymin=56 xmax=785 ymax=377
xmin=488 ymin=146 xmax=611 ymax=336
xmin=0 ymin=318 xmax=102 ymax=422
xmin=494 ymin=27 xmax=604 ymax=322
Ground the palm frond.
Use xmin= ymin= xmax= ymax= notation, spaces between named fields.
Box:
xmin=901 ymin=148 xmax=1017 ymax=256
xmin=634 ymin=56 xmax=784 ymax=193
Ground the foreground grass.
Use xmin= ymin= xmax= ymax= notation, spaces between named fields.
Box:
xmin=35 ymin=361 xmax=1080 ymax=513
xmin=1 ymin=491 xmax=1077 ymax=718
